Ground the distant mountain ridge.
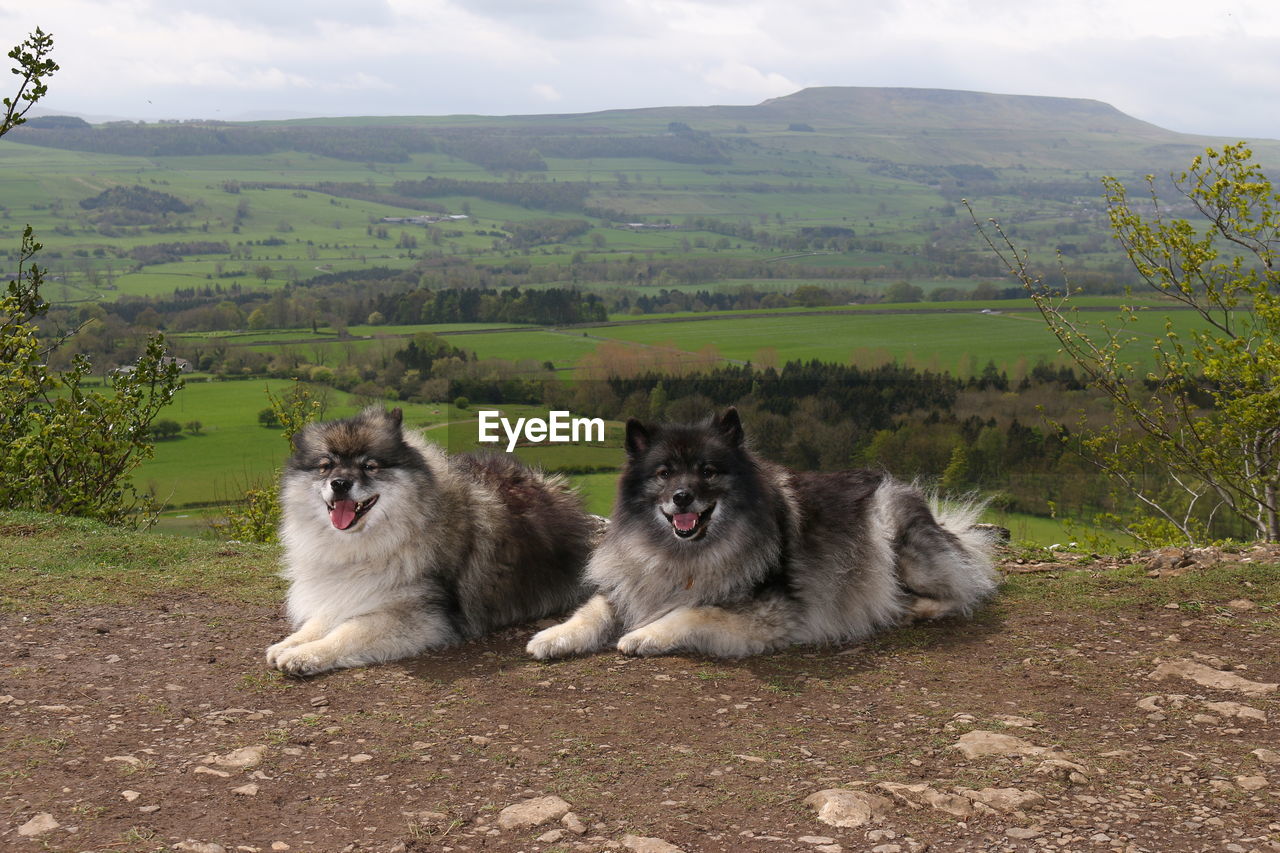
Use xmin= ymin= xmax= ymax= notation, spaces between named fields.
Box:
xmin=19 ymin=86 xmax=1279 ymax=174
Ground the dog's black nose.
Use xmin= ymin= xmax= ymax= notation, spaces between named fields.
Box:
xmin=330 ymin=478 xmax=353 ymax=495
xmin=672 ymin=488 xmax=694 ymax=509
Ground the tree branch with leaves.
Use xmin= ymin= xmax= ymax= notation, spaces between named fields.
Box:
xmin=969 ymin=143 xmax=1280 ymax=544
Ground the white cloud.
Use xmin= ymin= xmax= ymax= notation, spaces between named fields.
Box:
xmin=703 ymin=62 xmax=799 ymax=99
xmin=3 ymin=0 xmax=1280 ymax=137
xmin=532 ymin=83 xmax=563 ymax=102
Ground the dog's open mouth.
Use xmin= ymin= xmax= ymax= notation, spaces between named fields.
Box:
xmin=666 ymin=503 xmax=715 ymax=540
xmin=328 ymin=495 xmax=379 ymax=531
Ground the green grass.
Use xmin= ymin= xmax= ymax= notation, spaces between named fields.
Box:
xmin=0 ymin=511 xmax=282 ymax=610
xmin=1000 ymin=560 xmax=1280 ymax=616
xmin=560 ymin=308 xmax=1203 ymax=375
xmin=137 ymin=380 xmax=455 ymax=507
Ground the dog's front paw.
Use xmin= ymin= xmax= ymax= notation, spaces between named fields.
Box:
xmin=271 ymin=642 xmax=336 ymax=677
xmin=265 ymin=637 xmax=299 ymax=668
xmin=526 ymin=623 xmax=596 ymax=660
xmin=616 ymin=624 xmax=679 ymax=657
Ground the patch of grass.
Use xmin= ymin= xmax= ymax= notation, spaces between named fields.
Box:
xmin=999 ymin=561 xmax=1280 ymax=623
xmin=0 ymin=510 xmax=283 ymax=610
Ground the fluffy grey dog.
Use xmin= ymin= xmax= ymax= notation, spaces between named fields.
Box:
xmin=267 ymin=407 xmax=592 ymax=676
xmin=528 ymin=407 xmax=996 ymax=659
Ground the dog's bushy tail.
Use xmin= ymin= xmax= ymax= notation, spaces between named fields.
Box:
xmin=927 ymin=490 xmax=1001 ymax=611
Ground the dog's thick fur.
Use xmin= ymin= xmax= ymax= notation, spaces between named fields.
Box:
xmin=267 ymin=407 xmax=592 ymax=676
xmin=527 ymin=408 xmax=996 ymax=659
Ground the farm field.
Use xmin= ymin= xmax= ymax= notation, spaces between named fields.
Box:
xmin=142 ymin=378 xmax=1124 ymax=548
xmin=161 ymin=297 xmax=1202 ymax=378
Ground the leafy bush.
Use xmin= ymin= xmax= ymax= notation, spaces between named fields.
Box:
xmin=1 ymin=228 xmax=182 ymax=525
xmin=222 ymin=381 xmax=326 ymax=543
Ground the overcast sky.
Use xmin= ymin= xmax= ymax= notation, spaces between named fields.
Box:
xmin=4 ymin=0 xmax=1279 ymax=139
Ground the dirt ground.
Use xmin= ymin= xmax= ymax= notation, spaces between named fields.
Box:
xmin=3 ymin=556 xmax=1279 ymax=853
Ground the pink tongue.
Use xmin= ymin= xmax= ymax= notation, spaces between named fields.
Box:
xmin=673 ymin=512 xmax=699 ymax=532
xmin=330 ymin=499 xmax=358 ymax=530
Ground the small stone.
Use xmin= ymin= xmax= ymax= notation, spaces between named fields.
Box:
xmin=1203 ymin=701 xmax=1266 ymax=721
xmin=1236 ymin=775 xmax=1269 ymax=791
xmin=468 ymin=735 xmax=492 ymax=746
xmin=194 ymin=766 xmax=231 ymax=778
xmin=1034 ymin=758 xmax=1089 ymax=781
xmin=232 ymin=783 xmax=260 ymax=796
xmin=208 ymin=745 xmax=267 ymax=769
xmin=139 ymin=805 xmax=161 ymax=814
xmin=349 ymin=753 xmax=373 ymax=763
xmin=309 ymin=696 xmax=329 ymax=707
xmin=270 ymin=844 xmax=291 ymax=851
xmin=538 ymin=829 xmax=564 ymax=843
xmin=1148 ymin=659 xmax=1278 ymax=696
xmin=1006 ymin=828 xmax=1043 ymax=839
xmin=405 ymin=810 xmax=448 ymax=825
xmin=496 ymin=795 xmax=571 ymax=830
xmin=876 ymin=781 xmax=973 ymax=817
xmin=18 ymin=813 xmax=59 ymax=837
xmin=805 ymin=789 xmax=892 ymax=828
xmin=800 ymin=837 xmax=836 ymax=845
xmin=817 ymin=846 xmax=843 ymax=853
xmin=959 ymin=787 xmax=1047 ymax=812
xmin=561 ymin=812 xmax=587 ymax=835
xmin=951 ymin=730 xmax=1044 ymax=759
xmin=1227 ymin=598 xmax=1256 ymax=611
xmin=173 ymin=842 xmax=227 ymax=853
xmin=1252 ymin=748 xmax=1280 ymax=764
xmin=121 ymin=790 xmax=141 ymax=802
xmin=621 ymin=835 xmax=684 ymax=853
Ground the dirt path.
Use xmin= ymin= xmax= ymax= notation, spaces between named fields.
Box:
xmin=3 ymin=573 xmax=1278 ymax=852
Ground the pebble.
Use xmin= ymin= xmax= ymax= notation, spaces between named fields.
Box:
xmin=1148 ymin=659 xmax=1279 ymax=696
xmin=232 ymin=783 xmax=260 ymax=796
xmin=18 ymin=813 xmax=59 ymax=837
xmin=209 ymin=746 xmax=267 ymax=769
xmin=800 ymin=837 xmax=836 ymax=845
xmin=121 ymin=789 xmax=141 ymax=802
xmin=194 ymin=766 xmax=231 ymax=778
xmin=621 ymin=835 xmax=684 ymax=853
xmin=496 ymin=795 xmax=571 ymax=830
xmin=805 ymin=789 xmax=893 ymax=828
xmin=173 ymin=842 xmax=227 ymax=853
xmin=1006 ymin=827 xmax=1043 ymax=839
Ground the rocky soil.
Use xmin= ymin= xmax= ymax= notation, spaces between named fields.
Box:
xmin=2 ymin=546 xmax=1279 ymax=853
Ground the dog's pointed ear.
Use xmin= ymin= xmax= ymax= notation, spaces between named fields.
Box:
xmin=716 ymin=407 xmax=743 ymax=447
xmin=624 ymin=417 xmax=651 ymax=457
xmin=387 ymin=407 xmax=404 ymax=429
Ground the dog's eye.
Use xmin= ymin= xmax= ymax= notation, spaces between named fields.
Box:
xmin=317 ymin=458 xmax=333 ymax=472
xmin=362 ymin=460 xmax=380 ymax=472
xmin=655 ymin=467 xmax=670 ymax=480
xmin=700 ymin=465 xmax=717 ymax=478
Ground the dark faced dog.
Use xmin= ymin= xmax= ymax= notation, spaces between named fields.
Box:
xmin=528 ymin=407 xmax=997 ymax=659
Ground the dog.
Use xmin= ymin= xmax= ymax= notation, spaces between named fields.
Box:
xmin=527 ymin=407 xmax=996 ymax=659
xmin=266 ymin=406 xmax=594 ymax=676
